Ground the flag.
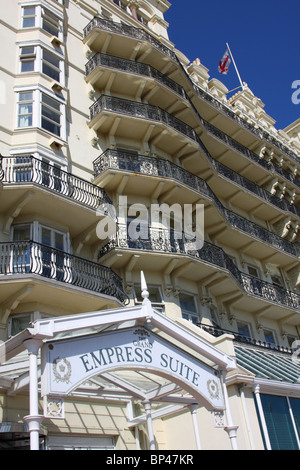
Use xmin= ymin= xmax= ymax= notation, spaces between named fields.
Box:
xmin=218 ymin=49 xmax=231 ymax=75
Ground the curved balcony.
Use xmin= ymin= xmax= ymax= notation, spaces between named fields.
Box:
xmin=0 ymin=155 xmax=115 ymax=242
xmin=86 ymin=52 xmax=187 ymax=101
xmin=83 ymin=17 xmax=177 ymax=70
xmin=98 ymin=225 xmax=300 ymax=314
xmin=83 ymin=18 xmax=300 ymax=188
xmin=93 ymin=149 xmax=300 ymax=260
xmin=0 ymin=241 xmax=128 ymax=305
xmin=0 ymin=155 xmax=112 ymax=213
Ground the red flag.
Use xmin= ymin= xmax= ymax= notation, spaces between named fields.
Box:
xmin=218 ymin=49 xmax=231 ymax=75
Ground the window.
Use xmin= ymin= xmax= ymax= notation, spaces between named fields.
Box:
xmin=20 ymin=46 xmax=36 ymax=72
xmin=113 ymin=0 xmax=127 ymax=11
xmin=21 ymin=4 xmax=63 ymax=40
xmin=16 ymin=90 xmax=65 ymax=138
xmin=42 ymin=8 xmax=60 ymax=37
xmin=17 ymin=92 xmax=33 ymax=127
xmin=42 ymin=49 xmax=61 ymax=82
xmin=247 ymin=265 xmax=259 ymax=278
xmin=259 ymin=395 xmax=299 ymax=450
xmin=237 ymin=321 xmax=251 ymax=339
xmin=134 ymin=285 xmax=164 ymax=312
xmin=271 ymin=275 xmax=284 ymax=288
xmin=263 ymin=329 xmax=276 ymax=345
xmin=41 ymin=93 xmax=61 ymax=136
xmin=179 ymin=293 xmax=199 ymax=324
xmin=9 ymin=313 xmax=32 ymax=337
xmin=19 ymin=45 xmax=64 ymax=85
xmin=22 ymin=6 xmax=37 ymax=28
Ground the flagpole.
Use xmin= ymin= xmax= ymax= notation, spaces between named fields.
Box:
xmin=226 ymin=42 xmax=244 ymax=89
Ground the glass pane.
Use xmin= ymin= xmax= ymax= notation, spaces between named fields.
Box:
xmin=19 ymin=92 xmax=33 ymax=101
xmin=43 ymin=62 xmax=60 ymax=81
xmin=55 ymin=232 xmax=64 ymax=251
xmin=260 ymin=395 xmax=298 ymax=450
xmin=42 ymin=94 xmax=60 ymax=111
xmin=289 ymin=398 xmax=300 ymax=440
xmin=179 ymin=293 xmax=196 ymax=313
xmin=42 ymin=228 xmax=52 ymax=247
xmin=11 ymin=314 xmax=32 ymax=336
xmin=21 ymin=46 xmax=35 ymax=55
xmin=13 ymin=225 xmax=31 ymax=241
xmin=21 ymin=60 xmax=35 ymax=72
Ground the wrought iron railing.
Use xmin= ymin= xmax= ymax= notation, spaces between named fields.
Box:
xmin=86 ymin=52 xmax=187 ymax=100
xmin=83 ymin=17 xmax=177 ymax=62
xmin=83 ymin=17 xmax=300 ymax=184
xmin=93 ymin=149 xmax=300 ymax=258
xmin=90 ymin=95 xmax=198 ymax=143
xmin=197 ymin=323 xmax=296 ymax=355
xmin=0 ymin=155 xmax=114 ymax=216
xmin=98 ymin=224 xmax=300 ymax=311
xmin=0 ymin=241 xmax=128 ymax=304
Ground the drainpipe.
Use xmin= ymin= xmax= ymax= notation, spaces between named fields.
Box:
xmin=23 ymin=339 xmax=44 ymax=451
xmin=222 ymin=371 xmax=239 ymax=450
xmin=143 ymin=400 xmax=156 ymax=450
xmin=189 ymin=404 xmax=201 ymax=450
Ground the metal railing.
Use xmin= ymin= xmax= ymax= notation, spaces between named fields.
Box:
xmin=93 ymin=149 xmax=300 ymax=258
xmin=98 ymin=224 xmax=300 ymax=311
xmin=0 ymin=155 xmax=114 ymax=216
xmin=0 ymin=241 xmax=128 ymax=304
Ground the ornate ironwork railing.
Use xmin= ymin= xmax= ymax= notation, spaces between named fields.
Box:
xmin=86 ymin=52 xmax=188 ymax=100
xmin=90 ymin=95 xmax=198 ymax=143
xmin=198 ymin=323 xmax=296 ymax=355
xmin=83 ymin=17 xmax=177 ymax=62
xmin=98 ymin=224 xmax=300 ymax=311
xmin=1 ymin=155 xmax=114 ymax=216
xmin=94 ymin=149 xmax=300 ymax=258
xmin=0 ymin=241 xmax=128 ymax=304
xmin=83 ymin=17 xmax=300 ymax=184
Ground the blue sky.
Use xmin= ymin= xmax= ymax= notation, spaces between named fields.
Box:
xmin=165 ymin=0 xmax=299 ymax=130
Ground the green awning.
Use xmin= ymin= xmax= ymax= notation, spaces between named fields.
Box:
xmin=235 ymin=345 xmax=300 ymax=384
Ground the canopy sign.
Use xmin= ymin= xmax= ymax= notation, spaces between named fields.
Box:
xmin=41 ymin=327 xmax=225 ymax=410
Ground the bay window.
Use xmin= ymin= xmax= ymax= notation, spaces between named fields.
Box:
xmin=21 ymin=3 xmax=63 ymax=41
xmin=17 ymin=91 xmax=33 ymax=127
xmin=15 ymin=88 xmax=65 ymax=139
xmin=19 ymin=44 xmax=64 ymax=85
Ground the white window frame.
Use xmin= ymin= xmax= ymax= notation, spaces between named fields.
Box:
xmin=133 ymin=284 xmax=165 ymax=312
xmin=15 ymin=86 xmax=66 ymax=140
xmin=19 ymin=43 xmax=65 ymax=85
xmin=237 ymin=321 xmax=252 ymax=339
xmin=263 ymin=328 xmax=276 ymax=345
xmin=179 ymin=292 xmax=199 ymax=324
xmin=21 ymin=3 xmax=64 ymax=41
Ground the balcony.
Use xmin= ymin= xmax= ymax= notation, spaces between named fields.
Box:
xmin=98 ymin=224 xmax=300 ymax=317
xmin=0 ymin=155 xmax=114 ymax=244
xmin=83 ymin=17 xmax=177 ymax=71
xmin=93 ymin=149 xmax=300 ymax=262
xmin=89 ymin=95 xmax=199 ymax=156
xmin=0 ymin=241 xmax=128 ymax=307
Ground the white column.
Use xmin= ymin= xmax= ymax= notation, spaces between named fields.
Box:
xmin=222 ymin=372 xmax=239 ymax=450
xmin=189 ymin=404 xmax=201 ymax=450
xmin=23 ymin=339 xmax=44 ymax=451
xmin=240 ymin=386 xmax=255 ymax=449
xmin=143 ymin=400 xmax=156 ymax=450
xmin=253 ymin=384 xmax=271 ymax=450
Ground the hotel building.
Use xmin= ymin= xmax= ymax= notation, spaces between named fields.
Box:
xmin=0 ymin=0 xmax=300 ymax=450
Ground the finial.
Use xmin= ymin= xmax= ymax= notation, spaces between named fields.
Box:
xmin=141 ymin=270 xmax=149 ymax=303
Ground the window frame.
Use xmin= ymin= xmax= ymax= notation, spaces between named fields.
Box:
xmin=19 ymin=43 xmax=64 ymax=85
xmin=15 ymin=87 xmax=66 ymax=140
xmin=20 ymin=3 xmax=64 ymax=41
xmin=179 ymin=292 xmax=199 ymax=324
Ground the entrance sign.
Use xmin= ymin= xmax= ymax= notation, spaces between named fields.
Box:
xmin=41 ymin=327 xmax=224 ymax=410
